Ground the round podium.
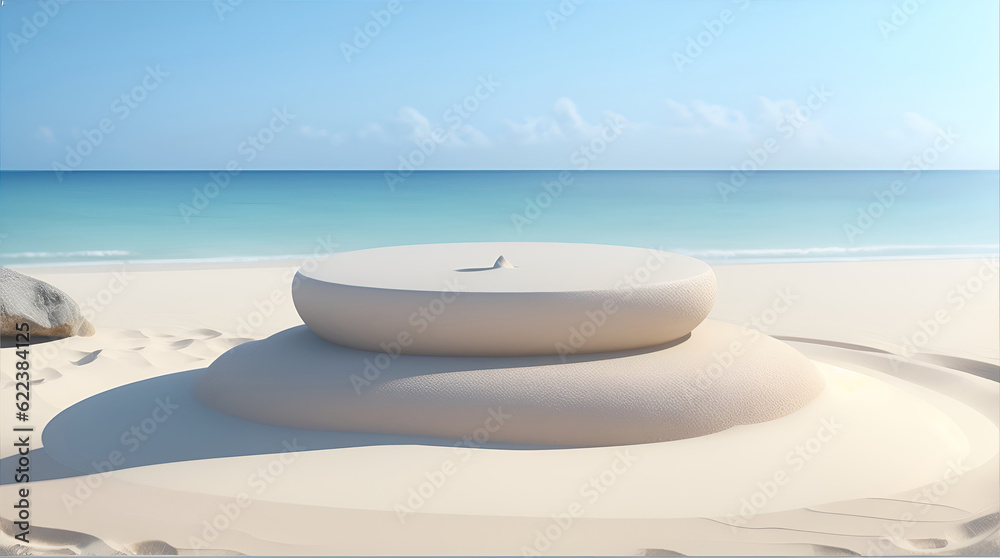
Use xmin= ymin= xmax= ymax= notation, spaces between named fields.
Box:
xmin=292 ymin=242 xmax=717 ymax=356
xmin=197 ymin=242 xmax=825 ymax=446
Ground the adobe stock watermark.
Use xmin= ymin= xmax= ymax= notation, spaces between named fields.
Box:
xmin=350 ymin=278 xmax=467 ymax=393
xmin=61 ymin=397 xmax=181 ymax=513
xmin=79 ymin=270 xmax=133 ymax=323
xmin=739 ymin=287 xmax=799 ymax=338
xmin=672 ymin=0 xmax=750 ymax=72
xmin=569 ymin=114 xmax=627 ymax=171
xmin=843 ymin=126 xmax=957 ymax=243
xmin=899 ymin=257 xmax=998 ymax=358
xmin=6 ymin=0 xmax=70 ymax=54
xmin=22 ymin=269 xmax=134 ymax=374
xmin=384 ymin=75 xmax=501 ymax=191
xmin=521 ymin=450 xmax=639 ymax=555
xmin=510 ymin=172 xmax=574 ymax=233
xmin=340 ymin=0 xmax=404 ymax=63
xmin=554 ymin=248 xmax=672 ymax=362
xmin=717 ymin=85 xmax=833 ymax=201
xmin=681 ymin=286 xmax=798 ymax=399
xmin=188 ymin=439 xmax=306 ymax=550
xmin=234 ymin=235 xmax=340 ymax=339
xmin=51 ymin=65 xmax=169 ymax=181
xmin=682 ymin=287 xmax=798 ymax=398
xmin=878 ymin=0 xmax=931 ymax=41
xmin=843 ymin=182 xmax=907 ymax=244
xmin=213 ymin=0 xmax=243 ymax=21
xmin=902 ymin=126 xmax=959 ymax=178
xmin=865 ymin=459 xmax=972 ymax=556
xmin=725 ymin=416 xmax=843 ymax=528
xmin=511 ymin=115 xmax=626 ymax=231
xmin=178 ymin=107 xmax=295 ymax=223
xmin=394 ymin=408 xmax=511 ymax=523
xmin=545 ymin=0 xmax=586 ymax=31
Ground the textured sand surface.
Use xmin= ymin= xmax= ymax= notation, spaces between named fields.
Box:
xmin=195 ymin=320 xmax=824 ymax=445
xmin=0 ymin=258 xmax=996 ymax=555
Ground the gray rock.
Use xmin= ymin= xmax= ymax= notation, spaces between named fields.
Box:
xmin=0 ymin=267 xmax=95 ymax=338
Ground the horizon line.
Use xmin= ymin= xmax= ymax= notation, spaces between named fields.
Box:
xmin=1 ymin=168 xmax=998 ymax=173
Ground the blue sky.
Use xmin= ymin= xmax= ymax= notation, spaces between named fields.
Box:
xmin=1 ymin=0 xmax=997 ymax=170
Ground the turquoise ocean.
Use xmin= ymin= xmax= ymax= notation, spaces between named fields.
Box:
xmin=0 ymin=170 xmax=996 ymax=267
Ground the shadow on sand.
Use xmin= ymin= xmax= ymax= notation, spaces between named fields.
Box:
xmin=1 ymin=334 xmax=67 ymax=348
xmin=4 ymin=327 xmax=609 ymax=485
xmin=31 ymin=329 xmax=995 ymax=485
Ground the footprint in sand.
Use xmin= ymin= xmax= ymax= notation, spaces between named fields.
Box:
xmin=31 ymin=367 xmax=63 ymax=384
xmin=173 ymin=339 xmax=226 ymax=361
xmin=122 ymin=328 xmax=175 ymax=339
xmin=70 ymin=349 xmax=102 ymax=366
xmin=169 ymin=339 xmax=195 ymax=349
xmin=191 ymin=328 xmax=223 ymax=339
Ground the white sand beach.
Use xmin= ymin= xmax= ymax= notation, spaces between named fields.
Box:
xmin=1 ymin=256 xmax=997 ymax=556
xmin=4 ymin=0 xmax=997 ymax=554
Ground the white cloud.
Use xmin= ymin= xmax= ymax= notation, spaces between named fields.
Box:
xmin=291 ymin=95 xmax=920 ymax=169
xmin=300 ymin=125 xmax=329 ymax=138
xmin=553 ymin=97 xmax=591 ymax=136
xmin=505 ymin=116 xmax=564 ymax=144
xmin=663 ymin=98 xmax=750 ymax=138
xmin=356 ymin=122 xmax=386 ymax=141
xmin=395 ymin=106 xmax=433 ymax=141
xmin=757 ymin=96 xmax=830 ymax=147
xmin=664 ymin=99 xmax=693 ymax=121
xmin=758 ymin=97 xmax=799 ymax=125
xmin=332 ymin=106 xmax=494 ymax=151
xmin=505 ymin=98 xmax=631 ymax=144
xmin=691 ymin=100 xmax=748 ymax=131
xmin=451 ymin=123 xmax=491 ymax=148
xmin=664 ymin=96 xmax=834 ymax=148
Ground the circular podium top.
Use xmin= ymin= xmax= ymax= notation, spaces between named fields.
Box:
xmin=299 ymin=242 xmax=711 ymax=294
xmin=293 ymin=242 xmax=716 ymax=356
